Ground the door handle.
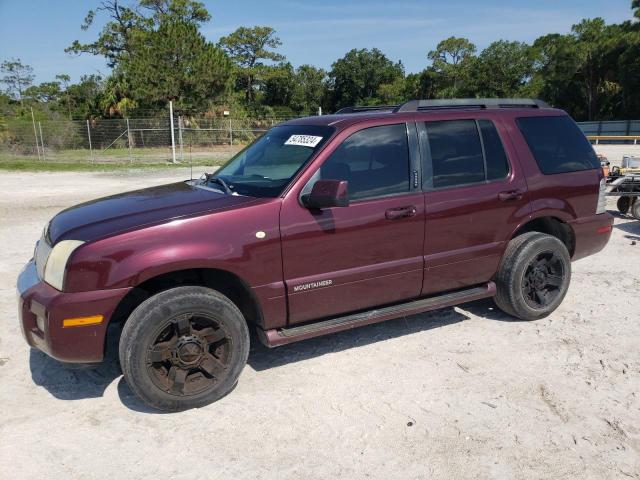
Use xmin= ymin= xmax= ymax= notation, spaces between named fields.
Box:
xmin=498 ymin=190 xmax=524 ymax=201
xmin=385 ymin=206 xmax=417 ymax=220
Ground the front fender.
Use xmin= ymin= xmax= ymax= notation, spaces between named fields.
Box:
xmin=64 ymin=201 xmax=283 ymax=294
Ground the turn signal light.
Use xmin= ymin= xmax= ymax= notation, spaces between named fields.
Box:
xmin=62 ymin=315 xmax=104 ymax=328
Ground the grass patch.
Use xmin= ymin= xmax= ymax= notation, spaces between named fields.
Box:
xmin=0 ymin=153 xmax=230 ymax=172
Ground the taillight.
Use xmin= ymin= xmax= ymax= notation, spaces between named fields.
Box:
xmin=596 ymin=177 xmax=607 ymax=214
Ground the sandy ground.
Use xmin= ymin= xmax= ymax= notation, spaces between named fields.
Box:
xmin=0 ymin=166 xmax=639 ymax=480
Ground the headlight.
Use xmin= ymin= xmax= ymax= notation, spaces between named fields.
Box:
xmin=43 ymin=240 xmax=85 ymax=291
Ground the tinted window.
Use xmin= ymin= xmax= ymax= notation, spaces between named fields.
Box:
xmin=426 ymin=120 xmax=485 ymax=188
xmin=320 ymin=124 xmax=410 ymax=201
xmin=516 ymin=116 xmax=599 ymax=174
xmin=479 ymin=120 xmax=509 ymax=181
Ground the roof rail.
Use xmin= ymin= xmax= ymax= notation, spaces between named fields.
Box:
xmin=335 ymin=105 xmax=398 ymax=114
xmin=394 ymin=98 xmax=550 ymax=112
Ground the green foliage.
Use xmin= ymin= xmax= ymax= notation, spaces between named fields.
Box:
xmin=472 ymin=41 xmax=536 ymax=97
xmin=262 ymin=63 xmax=326 ymax=114
xmin=122 ymin=21 xmax=233 ymax=110
xmin=326 ymin=48 xmax=404 ymax=109
xmin=427 ymin=37 xmax=476 ymax=96
xmin=218 ymin=26 xmax=285 ymax=103
xmin=530 ymin=17 xmax=640 ymax=120
xmin=66 ymin=0 xmax=210 ymax=67
xmin=0 ymin=59 xmax=34 ymax=105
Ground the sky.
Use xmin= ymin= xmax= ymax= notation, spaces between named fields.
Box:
xmin=0 ymin=0 xmax=636 ymax=84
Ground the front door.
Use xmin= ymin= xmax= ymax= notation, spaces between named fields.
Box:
xmin=419 ymin=116 xmax=531 ymax=294
xmin=280 ymin=122 xmax=425 ymax=325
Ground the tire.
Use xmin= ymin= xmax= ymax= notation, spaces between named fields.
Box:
xmin=617 ymin=196 xmax=630 ymax=215
xmin=631 ymin=197 xmax=640 ymax=220
xmin=119 ymin=286 xmax=249 ymax=412
xmin=494 ymin=232 xmax=571 ymax=321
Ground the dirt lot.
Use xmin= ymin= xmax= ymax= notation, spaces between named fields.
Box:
xmin=0 ymin=167 xmax=639 ymax=480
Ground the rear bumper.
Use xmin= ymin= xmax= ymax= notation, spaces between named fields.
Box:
xmin=569 ymin=213 xmax=614 ymax=261
xmin=17 ymin=260 xmax=131 ymax=363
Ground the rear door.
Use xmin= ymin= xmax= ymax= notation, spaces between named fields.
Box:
xmin=419 ymin=116 xmax=531 ymax=294
xmin=280 ymin=121 xmax=425 ymax=324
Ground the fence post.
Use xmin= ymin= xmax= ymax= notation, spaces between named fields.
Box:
xmin=178 ymin=115 xmax=184 ymax=162
xmin=229 ymin=118 xmax=233 ymax=146
xmin=169 ymin=101 xmax=177 ymax=164
xmin=126 ymin=118 xmax=133 ymax=163
xmin=38 ymin=121 xmax=46 ymax=161
xmin=31 ymin=107 xmax=41 ymax=161
xmin=86 ymin=120 xmax=94 ymax=163
xmin=318 ymin=107 xmax=322 ymax=116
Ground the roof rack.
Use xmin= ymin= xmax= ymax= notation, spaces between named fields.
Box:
xmin=335 ymin=105 xmax=398 ymax=114
xmin=394 ymin=98 xmax=549 ymax=112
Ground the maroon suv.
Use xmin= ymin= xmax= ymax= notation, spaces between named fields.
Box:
xmin=17 ymin=99 xmax=613 ymax=411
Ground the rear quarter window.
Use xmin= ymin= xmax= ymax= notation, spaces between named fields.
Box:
xmin=516 ymin=116 xmax=599 ymax=174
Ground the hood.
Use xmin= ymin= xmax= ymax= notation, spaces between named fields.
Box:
xmin=48 ymin=181 xmax=258 ymax=244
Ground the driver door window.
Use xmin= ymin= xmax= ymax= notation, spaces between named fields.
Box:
xmin=320 ymin=124 xmax=410 ymax=201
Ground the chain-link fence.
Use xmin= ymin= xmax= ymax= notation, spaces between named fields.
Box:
xmin=4 ymin=110 xmax=638 ymax=166
xmin=1 ymin=109 xmax=312 ymax=165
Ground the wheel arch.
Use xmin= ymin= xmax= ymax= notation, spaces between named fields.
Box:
xmin=510 ymin=215 xmax=576 ymax=257
xmin=109 ymin=267 xmax=264 ymax=332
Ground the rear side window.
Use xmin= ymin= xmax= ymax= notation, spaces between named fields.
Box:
xmin=424 ymin=119 xmax=509 ymax=188
xmin=321 ymin=124 xmax=410 ymax=201
xmin=478 ymin=120 xmax=509 ymax=181
xmin=516 ymin=116 xmax=599 ymax=174
xmin=426 ymin=120 xmax=484 ymax=188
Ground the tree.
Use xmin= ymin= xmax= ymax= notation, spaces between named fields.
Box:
xmin=218 ymin=26 xmax=285 ymax=103
xmin=0 ymin=58 xmax=34 ymax=105
xmin=67 ymin=0 xmax=211 ymax=67
xmin=633 ymin=0 xmax=640 ymax=19
xmin=614 ymin=20 xmax=640 ymax=118
xmin=291 ymin=65 xmax=326 ymax=113
xmin=139 ymin=0 xmax=210 ymax=24
xmin=427 ymin=37 xmax=476 ymax=96
xmin=262 ymin=62 xmax=296 ymax=108
xmin=262 ymin=64 xmax=327 ymax=114
xmin=66 ymin=1 xmax=145 ymax=67
xmin=55 ymin=74 xmax=73 ymax=119
xmin=24 ymin=82 xmax=62 ymax=103
xmin=473 ymin=41 xmax=535 ymax=97
xmin=122 ymin=21 xmax=233 ymax=110
xmin=404 ymin=70 xmax=438 ymax=100
xmin=65 ymin=75 xmax=105 ymax=119
xmin=327 ymin=48 xmax=404 ymax=110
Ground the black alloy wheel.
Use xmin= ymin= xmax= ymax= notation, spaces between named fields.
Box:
xmin=520 ymin=250 xmax=566 ymax=310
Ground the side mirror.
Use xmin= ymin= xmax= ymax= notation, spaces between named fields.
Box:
xmin=302 ymin=179 xmax=349 ymax=209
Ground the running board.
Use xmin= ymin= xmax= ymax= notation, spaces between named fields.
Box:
xmin=257 ymin=282 xmax=496 ymax=347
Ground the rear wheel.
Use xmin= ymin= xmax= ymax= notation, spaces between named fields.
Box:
xmin=119 ymin=286 xmax=249 ymax=412
xmin=494 ymin=232 xmax=571 ymax=321
xmin=617 ymin=196 xmax=630 ymax=215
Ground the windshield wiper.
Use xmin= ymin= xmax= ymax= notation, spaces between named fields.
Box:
xmin=203 ymin=174 xmax=231 ymax=195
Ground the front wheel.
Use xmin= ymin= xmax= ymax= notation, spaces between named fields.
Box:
xmin=494 ymin=232 xmax=571 ymax=321
xmin=119 ymin=286 xmax=249 ymax=412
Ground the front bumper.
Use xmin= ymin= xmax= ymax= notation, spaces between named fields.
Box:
xmin=17 ymin=260 xmax=131 ymax=363
xmin=569 ymin=213 xmax=614 ymax=261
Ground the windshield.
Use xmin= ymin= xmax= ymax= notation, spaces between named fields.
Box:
xmin=203 ymin=125 xmax=335 ymax=198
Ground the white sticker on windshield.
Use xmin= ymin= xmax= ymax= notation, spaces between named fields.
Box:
xmin=284 ymin=134 xmax=323 ymax=148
